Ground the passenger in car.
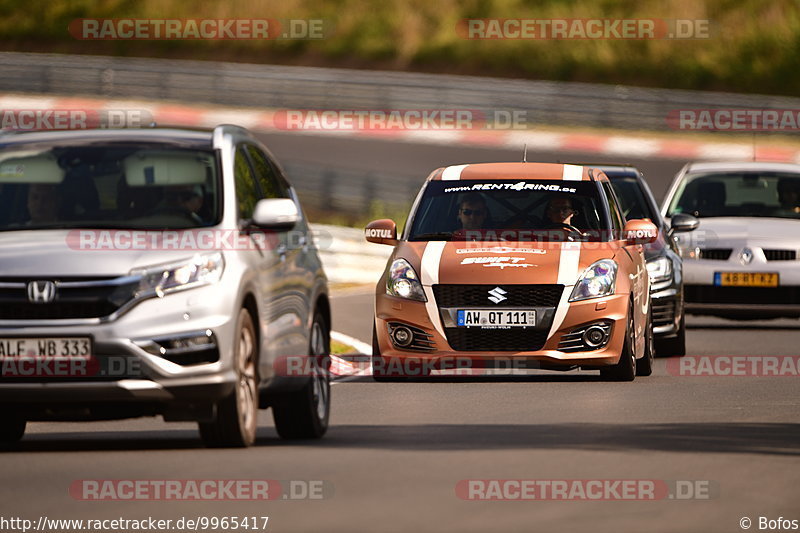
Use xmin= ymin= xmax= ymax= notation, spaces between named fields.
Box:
xmin=26 ymin=184 xmax=59 ymax=225
xmin=456 ymin=193 xmax=490 ymax=230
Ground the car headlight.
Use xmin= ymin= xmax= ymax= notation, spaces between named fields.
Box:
xmin=569 ymin=259 xmax=618 ymax=302
xmin=646 ymin=256 xmax=673 ymax=283
xmin=386 ymin=258 xmax=426 ymax=301
xmin=132 ymin=252 xmax=225 ymax=298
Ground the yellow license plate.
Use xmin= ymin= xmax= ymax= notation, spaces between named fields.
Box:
xmin=714 ymin=272 xmax=779 ymax=287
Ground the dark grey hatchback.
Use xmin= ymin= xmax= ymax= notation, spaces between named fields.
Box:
xmin=599 ymin=165 xmax=698 ymax=356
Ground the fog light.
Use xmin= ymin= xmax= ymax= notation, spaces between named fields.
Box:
xmin=583 ymin=326 xmax=607 ymax=348
xmin=391 ymin=326 xmax=413 ymax=347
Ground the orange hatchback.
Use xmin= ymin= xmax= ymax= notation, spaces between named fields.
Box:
xmin=365 ymin=163 xmax=658 ymax=381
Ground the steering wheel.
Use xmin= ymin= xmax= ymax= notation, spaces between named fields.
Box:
xmin=551 ymin=222 xmax=586 ymax=240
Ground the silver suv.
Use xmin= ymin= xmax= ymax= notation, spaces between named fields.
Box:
xmin=0 ymin=125 xmax=331 ymax=447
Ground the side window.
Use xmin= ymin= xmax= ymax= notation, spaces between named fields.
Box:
xmin=602 ymin=182 xmax=625 ymax=232
xmin=234 ymin=146 xmax=259 ymax=219
xmin=246 ymin=144 xmax=290 ymax=200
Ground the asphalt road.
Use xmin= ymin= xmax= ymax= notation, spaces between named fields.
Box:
xmin=1 ymin=133 xmax=798 ymax=533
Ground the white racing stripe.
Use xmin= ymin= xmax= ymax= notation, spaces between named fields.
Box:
xmin=561 ymin=164 xmax=584 ymax=181
xmin=441 ymin=164 xmax=469 ymax=181
xmin=548 ymin=242 xmax=582 ymax=339
xmin=420 ymin=241 xmax=447 ymax=337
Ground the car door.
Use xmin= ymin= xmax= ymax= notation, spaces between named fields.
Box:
xmin=233 ymin=144 xmax=290 ymax=366
xmin=602 ymin=181 xmax=648 ymax=355
xmin=243 ymin=143 xmax=310 ymax=357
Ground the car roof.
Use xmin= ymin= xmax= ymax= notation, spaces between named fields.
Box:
xmin=428 ymin=162 xmax=607 ymax=182
xmin=685 ymin=161 xmax=800 ymax=174
xmin=0 ymin=127 xmax=215 ymax=149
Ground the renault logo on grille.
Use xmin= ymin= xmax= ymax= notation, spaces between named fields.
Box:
xmin=487 ymin=287 xmax=507 ymax=304
xmin=27 ymin=281 xmax=56 ymax=304
xmin=740 ymin=248 xmax=754 ymax=265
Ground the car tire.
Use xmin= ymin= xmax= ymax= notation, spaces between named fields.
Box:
xmin=0 ymin=417 xmax=26 ymax=444
xmin=272 ymin=310 xmax=330 ymax=439
xmin=600 ymin=300 xmax=636 ymax=382
xmin=199 ymin=308 xmax=259 ymax=448
xmin=636 ymin=306 xmax=654 ymax=376
xmin=655 ymin=313 xmax=686 ymax=357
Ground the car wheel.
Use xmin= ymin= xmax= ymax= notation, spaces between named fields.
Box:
xmin=655 ymin=313 xmax=686 ymax=357
xmin=636 ymin=306 xmax=654 ymax=376
xmin=600 ymin=300 xmax=636 ymax=382
xmin=272 ymin=310 xmax=330 ymax=439
xmin=199 ymin=308 xmax=259 ymax=448
xmin=0 ymin=416 xmax=26 ymax=444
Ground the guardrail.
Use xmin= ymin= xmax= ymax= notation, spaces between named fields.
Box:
xmin=2 ymin=51 xmax=799 ymax=132
xmin=310 ymin=223 xmax=391 ymax=285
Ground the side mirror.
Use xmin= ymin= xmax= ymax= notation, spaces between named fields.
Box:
xmin=365 ymin=219 xmax=398 ymax=246
xmin=623 ymin=219 xmax=658 ymax=245
xmin=251 ymin=198 xmax=298 ymax=230
xmin=670 ymin=213 xmax=699 ymax=233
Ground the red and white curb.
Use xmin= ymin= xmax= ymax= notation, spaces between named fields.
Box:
xmin=2 ymin=95 xmax=799 ymax=162
xmin=329 ymin=331 xmax=372 ymax=378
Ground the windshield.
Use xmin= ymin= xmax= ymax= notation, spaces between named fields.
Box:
xmin=666 ymin=171 xmax=800 ymax=220
xmin=608 ymin=175 xmax=658 ymax=221
xmin=407 ymin=180 xmax=612 ymax=241
xmin=0 ymin=144 xmax=220 ymax=231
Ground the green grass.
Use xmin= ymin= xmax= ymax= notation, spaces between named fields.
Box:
xmin=2 ymin=0 xmax=798 ymax=95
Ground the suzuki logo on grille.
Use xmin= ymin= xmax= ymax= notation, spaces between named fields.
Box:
xmin=740 ymin=248 xmax=754 ymax=265
xmin=27 ymin=281 xmax=56 ymax=304
xmin=487 ymin=287 xmax=507 ymax=304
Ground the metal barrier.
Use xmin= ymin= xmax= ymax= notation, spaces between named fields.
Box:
xmin=2 ymin=51 xmax=799 ymax=132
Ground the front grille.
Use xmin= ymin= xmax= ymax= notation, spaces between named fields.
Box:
xmin=685 ymin=285 xmax=800 ymax=305
xmin=0 ymin=277 xmax=139 ymax=320
xmin=764 ymin=249 xmax=797 ymax=261
xmin=433 ymin=284 xmax=563 ymax=308
xmin=698 ymin=249 xmax=733 ymax=260
xmin=443 ymin=328 xmax=550 ymax=352
xmin=652 ymin=299 xmax=676 ymax=327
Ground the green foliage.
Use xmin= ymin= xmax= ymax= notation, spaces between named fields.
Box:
xmin=2 ymin=0 xmax=798 ymax=95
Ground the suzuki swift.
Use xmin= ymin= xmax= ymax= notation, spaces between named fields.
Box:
xmin=365 ymin=163 xmax=657 ymax=381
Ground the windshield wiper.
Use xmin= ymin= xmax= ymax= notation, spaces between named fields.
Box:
xmin=409 ymin=232 xmax=452 ymax=241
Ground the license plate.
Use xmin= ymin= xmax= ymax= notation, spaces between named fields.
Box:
xmin=457 ymin=309 xmax=536 ymax=327
xmin=714 ymin=272 xmax=779 ymax=287
xmin=0 ymin=337 xmax=92 ymax=358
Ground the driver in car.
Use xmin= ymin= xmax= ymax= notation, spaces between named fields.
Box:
xmin=164 ymin=185 xmax=205 ymax=223
xmin=777 ymin=178 xmax=800 ymax=214
xmin=544 ymin=195 xmax=578 ymax=226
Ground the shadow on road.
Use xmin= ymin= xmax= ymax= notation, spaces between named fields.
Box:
xmin=5 ymin=422 xmax=799 ymax=456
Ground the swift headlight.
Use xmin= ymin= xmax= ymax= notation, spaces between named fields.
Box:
xmin=569 ymin=259 xmax=618 ymax=302
xmin=386 ymin=258 xmax=426 ymax=302
xmin=132 ymin=252 xmax=225 ymax=298
xmin=646 ymin=256 xmax=673 ymax=283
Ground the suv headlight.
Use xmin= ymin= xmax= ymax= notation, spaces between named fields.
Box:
xmin=569 ymin=259 xmax=618 ymax=302
xmin=132 ymin=252 xmax=225 ymax=298
xmin=386 ymin=258 xmax=426 ymax=301
xmin=646 ymin=256 xmax=673 ymax=283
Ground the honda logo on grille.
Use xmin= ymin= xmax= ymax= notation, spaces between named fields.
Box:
xmin=27 ymin=281 xmax=56 ymax=304
xmin=487 ymin=287 xmax=507 ymax=304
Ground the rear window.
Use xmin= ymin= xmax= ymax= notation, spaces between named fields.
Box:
xmin=0 ymin=143 xmax=220 ymax=230
xmin=407 ymin=180 xmax=612 ymax=241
